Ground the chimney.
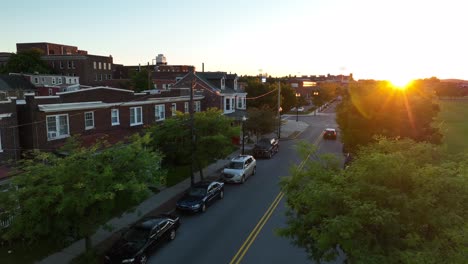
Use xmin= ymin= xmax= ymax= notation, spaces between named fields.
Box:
xmin=202 ymin=63 xmax=204 ymax=72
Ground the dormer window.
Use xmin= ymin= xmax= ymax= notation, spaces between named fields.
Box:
xmin=221 ymin=78 xmax=225 ymax=90
xmin=234 ymin=79 xmax=238 ymax=91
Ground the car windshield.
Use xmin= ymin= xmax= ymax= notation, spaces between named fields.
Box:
xmin=258 ymin=139 xmax=271 ymax=145
xmin=123 ymin=227 xmax=149 ymax=242
xmin=188 ymin=187 xmax=207 ymax=197
xmin=227 ymin=162 xmax=244 ymax=169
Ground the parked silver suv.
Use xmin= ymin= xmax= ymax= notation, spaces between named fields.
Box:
xmin=221 ymin=155 xmax=256 ymax=184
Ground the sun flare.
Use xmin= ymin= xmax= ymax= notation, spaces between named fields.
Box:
xmin=389 ymin=79 xmax=413 ymax=90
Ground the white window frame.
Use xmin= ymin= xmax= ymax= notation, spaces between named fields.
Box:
xmin=111 ymin=109 xmax=120 ymax=126
xmin=84 ymin=111 xmax=94 ymax=130
xmin=98 ymin=62 xmax=102 ymax=69
xmin=225 ymin=98 xmax=230 ymax=111
xmin=93 ymin=61 xmax=96 ymax=69
xmin=52 ymin=78 xmax=56 ymax=84
xmin=108 ymin=63 xmax=111 ymax=70
xmin=103 ymin=63 xmax=107 ymax=70
xmin=130 ymin=107 xmax=143 ymax=126
xmin=71 ymin=61 xmax=75 ymax=69
xmin=171 ymin=103 xmax=177 ymax=116
xmin=195 ymin=101 xmax=201 ymax=112
xmin=184 ymin=102 xmax=189 ymax=113
xmin=46 ymin=114 xmax=70 ymax=140
xmin=58 ymin=78 xmax=62 ymax=84
xmin=155 ymin=105 xmax=165 ymax=121
xmin=34 ymin=77 xmax=39 ymax=84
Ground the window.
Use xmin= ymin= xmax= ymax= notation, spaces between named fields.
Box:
xmin=71 ymin=61 xmax=75 ymax=69
xmin=171 ymin=103 xmax=177 ymax=116
xmin=243 ymin=97 xmax=246 ymax=109
xmin=221 ymin=78 xmax=225 ymax=89
xmin=52 ymin=78 xmax=56 ymax=84
xmin=74 ymin=78 xmax=77 ymax=84
xmin=34 ymin=77 xmax=39 ymax=84
xmin=105 ymin=74 xmax=108 ymax=80
xmin=46 ymin=114 xmax=69 ymax=140
xmin=111 ymin=109 xmax=119 ymax=125
xmin=108 ymin=74 xmax=112 ymax=80
xmin=84 ymin=112 xmax=94 ymax=129
xmin=99 ymin=74 xmax=102 ymax=81
xmin=155 ymin=105 xmax=165 ymax=121
xmin=98 ymin=62 xmax=102 ymax=69
xmin=58 ymin=78 xmax=62 ymax=84
xmin=103 ymin=63 xmax=107 ymax=70
xmin=195 ymin=101 xmax=201 ymax=112
xmin=52 ymin=62 xmax=55 ymax=68
xmin=231 ymin=98 xmax=234 ymax=110
xmin=93 ymin=61 xmax=96 ymax=69
xmin=108 ymin=63 xmax=111 ymax=70
xmin=95 ymin=74 xmax=98 ymax=81
xmin=41 ymin=77 xmax=45 ymax=83
xmin=237 ymin=97 xmax=242 ymax=109
xmin=130 ymin=107 xmax=143 ymax=126
xmin=184 ymin=102 xmax=189 ymax=113
xmin=48 ymin=88 xmax=53 ymax=95
xmin=225 ymin=98 xmax=230 ymax=111
xmin=60 ymin=61 xmax=63 ymax=69
xmin=68 ymin=61 xmax=72 ymax=69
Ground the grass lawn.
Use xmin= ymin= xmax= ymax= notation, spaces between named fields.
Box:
xmin=435 ymin=100 xmax=468 ymax=154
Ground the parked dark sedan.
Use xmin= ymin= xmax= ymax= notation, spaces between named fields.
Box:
xmin=176 ymin=181 xmax=224 ymax=213
xmin=104 ymin=214 xmax=180 ymax=264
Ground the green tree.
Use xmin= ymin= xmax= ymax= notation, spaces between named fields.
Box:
xmin=130 ymin=69 xmax=151 ymax=92
xmin=244 ymin=107 xmax=277 ymax=141
xmin=336 ymin=80 xmax=442 ymax=153
xmin=279 ymin=138 xmax=468 ymax=264
xmin=147 ymin=108 xmax=238 ymax=178
xmin=0 ymin=134 xmax=165 ymax=252
xmin=1 ymin=49 xmax=53 ymax=74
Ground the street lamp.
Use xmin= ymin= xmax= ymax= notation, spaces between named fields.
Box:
xmin=313 ymin=91 xmax=319 ymax=116
xmin=295 ymin=93 xmax=300 ymax=122
xmin=241 ymin=116 xmax=247 ymax=155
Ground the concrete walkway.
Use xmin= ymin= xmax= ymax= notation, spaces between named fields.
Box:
xmin=38 ymin=119 xmax=309 ymax=264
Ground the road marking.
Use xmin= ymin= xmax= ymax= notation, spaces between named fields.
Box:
xmin=229 ymin=132 xmax=322 ymax=264
xmin=229 ymin=191 xmax=284 ymax=264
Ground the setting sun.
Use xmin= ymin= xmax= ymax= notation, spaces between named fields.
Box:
xmin=389 ymin=79 xmax=413 ymax=90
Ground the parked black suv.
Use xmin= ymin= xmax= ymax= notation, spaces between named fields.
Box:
xmin=252 ymin=137 xmax=279 ymax=159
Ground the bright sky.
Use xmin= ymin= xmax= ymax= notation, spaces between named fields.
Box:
xmin=2 ymin=0 xmax=467 ymax=81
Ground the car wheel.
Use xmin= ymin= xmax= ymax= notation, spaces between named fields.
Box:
xmin=268 ymin=151 xmax=272 ymax=159
xmin=201 ymin=203 xmax=207 ymax=213
xmin=169 ymin=228 xmax=176 ymax=240
xmin=140 ymin=253 xmax=148 ymax=264
xmin=219 ymin=190 xmax=224 ymax=199
xmin=241 ymin=175 xmax=246 ymax=184
xmin=252 ymin=166 xmax=256 ymax=175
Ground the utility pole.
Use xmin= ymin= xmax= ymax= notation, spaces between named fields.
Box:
xmin=190 ymin=78 xmax=196 ymax=186
xmin=277 ymin=80 xmax=281 ymax=139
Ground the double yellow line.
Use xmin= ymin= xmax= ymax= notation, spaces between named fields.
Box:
xmin=229 ymin=131 xmax=322 ymax=264
xmin=229 ymin=191 xmax=285 ymax=264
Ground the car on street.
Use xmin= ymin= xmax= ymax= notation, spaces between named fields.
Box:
xmin=221 ymin=155 xmax=256 ymax=183
xmin=176 ymin=181 xmax=224 ymax=213
xmin=323 ymin=128 xmax=337 ymax=140
xmin=297 ymin=106 xmax=305 ymax=112
xmin=252 ymin=138 xmax=279 ymax=159
xmin=104 ymin=214 xmax=180 ymax=264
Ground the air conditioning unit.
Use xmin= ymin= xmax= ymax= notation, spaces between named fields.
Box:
xmin=48 ymin=132 xmax=57 ymax=139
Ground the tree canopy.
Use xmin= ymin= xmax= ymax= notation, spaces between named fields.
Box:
xmin=242 ymin=77 xmax=297 ymax=112
xmin=279 ymin=138 xmax=468 ymax=264
xmin=130 ymin=69 xmax=151 ymax=92
xmin=244 ymin=107 xmax=278 ymax=141
xmin=147 ymin=108 xmax=238 ymax=178
xmin=0 ymin=49 xmax=53 ymax=74
xmin=0 ymin=134 xmax=165 ymax=251
xmin=336 ymin=80 xmax=442 ymax=153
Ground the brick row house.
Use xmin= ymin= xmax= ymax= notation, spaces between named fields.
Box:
xmin=17 ymin=87 xmax=204 ymax=152
xmin=173 ymin=71 xmax=247 ymax=120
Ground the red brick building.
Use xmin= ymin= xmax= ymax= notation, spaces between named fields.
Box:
xmin=17 ymin=87 xmax=204 ymax=152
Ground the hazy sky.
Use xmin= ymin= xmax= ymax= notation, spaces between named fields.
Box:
xmin=2 ymin=0 xmax=466 ymax=81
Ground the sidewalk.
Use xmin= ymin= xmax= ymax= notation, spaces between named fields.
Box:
xmin=38 ymin=119 xmax=309 ymax=264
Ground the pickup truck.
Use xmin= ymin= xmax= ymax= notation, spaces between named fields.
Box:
xmin=252 ymin=137 xmax=279 ymax=159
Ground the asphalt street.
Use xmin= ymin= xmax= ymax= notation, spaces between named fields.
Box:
xmin=148 ymin=102 xmax=345 ymax=264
